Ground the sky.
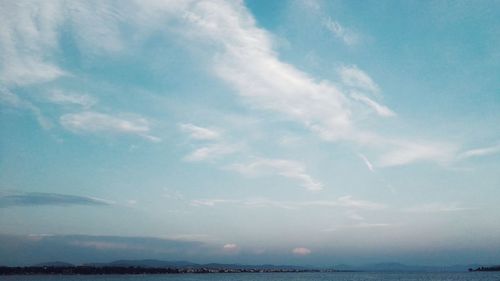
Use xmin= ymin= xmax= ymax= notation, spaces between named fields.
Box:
xmin=1 ymin=0 xmax=500 ymax=267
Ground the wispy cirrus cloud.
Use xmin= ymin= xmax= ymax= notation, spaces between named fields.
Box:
xmin=0 ymin=1 xmax=66 ymax=86
xmin=0 ymin=0 xmax=475 ymax=170
xmin=183 ymin=2 xmax=353 ymax=142
xmin=179 ymin=122 xmax=321 ymax=191
xmin=339 ymin=65 xmax=380 ymax=95
xmin=179 ymin=123 xmax=239 ymax=162
xmin=183 ymin=144 xmax=238 ymax=162
xmin=5 ymin=0 xmax=493 ymax=171
xmin=226 ymin=158 xmax=323 ymax=191
xmin=179 ymin=123 xmax=221 ymax=140
xmin=458 ymin=143 xmax=500 ymax=160
xmin=350 ymin=92 xmax=396 ymax=117
xmin=0 ymin=192 xmax=113 ymax=208
xmin=376 ymin=139 xmax=457 ymax=167
xmin=0 ymin=86 xmax=52 ymax=129
xmin=323 ymin=18 xmax=359 ymax=46
xmin=181 ymin=1 xmax=460 ymax=170
xmin=60 ymin=111 xmax=160 ymax=142
xmin=324 ymin=222 xmax=390 ymax=232
xmin=191 ymin=195 xmax=385 ymax=210
xmin=358 ymin=154 xmax=375 ymax=172
xmin=404 ymin=202 xmax=476 ymax=213
xmin=45 ymin=90 xmax=97 ymax=109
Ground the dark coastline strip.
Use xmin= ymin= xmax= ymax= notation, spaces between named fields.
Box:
xmin=0 ymin=266 xmax=328 ymax=275
xmin=469 ymin=266 xmax=500 ymax=272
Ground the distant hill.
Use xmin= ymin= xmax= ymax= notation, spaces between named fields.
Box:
xmin=33 ymin=262 xmax=75 ymax=267
xmin=83 ymin=259 xmax=309 ymax=270
xmin=200 ymin=263 xmax=308 ymax=270
xmin=84 ymin=259 xmax=197 ymax=268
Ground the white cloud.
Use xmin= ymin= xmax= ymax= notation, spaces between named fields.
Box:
xmin=292 ymin=247 xmax=311 ymax=256
xmin=339 ymin=65 xmax=380 ymax=94
xmin=404 ymin=202 xmax=475 ymax=213
xmin=222 ymin=243 xmax=239 ymax=253
xmin=179 ymin=123 xmax=221 ymax=140
xmin=179 ymin=122 xmax=239 ymax=162
xmin=1 ymin=59 xmax=66 ymax=86
xmin=0 ymin=86 xmax=52 ymax=129
xmin=227 ymin=158 xmax=323 ymax=191
xmin=191 ymin=196 xmax=385 ymax=210
xmin=323 ymin=18 xmax=359 ymax=46
xmin=333 ymin=195 xmax=386 ymax=210
xmin=324 ymin=222 xmax=390 ymax=232
xmin=45 ymin=90 xmax=97 ymax=109
xmin=183 ymin=1 xmax=353 ymax=142
xmin=377 ymin=140 xmax=456 ymax=167
xmin=60 ymin=111 xmax=160 ymax=142
xmin=181 ymin=1 xmax=453 ymax=169
xmin=458 ymin=143 xmax=500 ymax=159
xmin=0 ymin=1 xmax=66 ymax=85
xmin=0 ymin=0 xmax=468 ymax=169
xmin=351 ymin=93 xmax=396 ymax=117
xmin=358 ymin=153 xmax=374 ymax=172
xmin=190 ymin=199 xmax=239 ymax=207
xmin=183 ymin=143 xmax=237 ymax=162
xmin=345 ymin=210 xmax=365 ymax=221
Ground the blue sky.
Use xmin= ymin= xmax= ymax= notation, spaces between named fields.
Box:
xmin=1 ymin=0 xmax=500 ymax=266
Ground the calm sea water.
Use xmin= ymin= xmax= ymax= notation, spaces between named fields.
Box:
xmin=3 ymin=272 xmax=500 ymax=281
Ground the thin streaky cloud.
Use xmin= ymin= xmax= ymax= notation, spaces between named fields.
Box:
xmin=190 ymin=199 xmax=240 ymax=207
xmin=226 ymin=158 xmax=323 ymax=191
xmin=358 ymin=153 xmax=375 ymax=172
xmin=60 ymin=111 xmax=160 ymax=142
xmin=183 ymin=143 xmax=238 ymax=162
xmin=45 ymin=90 xmax=97 ymax=109
xmin=351 ymin=93 xmax=396 ymax=117
xmin=458 ymin=143 xmax=500 ymax=159
xmin=179 ymin=123 xmax=221 ymax=140
xmin=375 ymin=139 xmax=457 ymax=168
xmin=0 ymin=86 xmax=52 ymax=129
xmin=1 ymin=0 xmax=466 ymax=168
xmin=404 ymin=202 xmax=476 ymax=213
xmin=323 ymin=18 xmax=359 ymax=46
xmin=190 ymin=196 xmax=385 ymax=210
xmin=324 ymin=222 xmax=390 ymax=232
xmin=0 ymin=1 xmax=66 ymax=85
xmin=183 ymin=1 xmax=353 ymax=142
xmin=339 ymin=65 xmax=380 ymax=95
xmin=0 ymin=192 xmax=113 ymax=208
xmin=183 ymin=1 xmax=451 ymax=168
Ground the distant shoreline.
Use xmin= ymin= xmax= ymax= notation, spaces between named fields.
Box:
xmin=469 ymin=266 xmax=500 ymax=272
xmin=2 ymin=263 xmax=498 ymax=275
xmin=0 ymin=266 xmax=347 ymax=275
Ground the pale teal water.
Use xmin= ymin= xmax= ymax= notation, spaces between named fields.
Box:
xmin=3 ymin=272 xmax=500 ymax=281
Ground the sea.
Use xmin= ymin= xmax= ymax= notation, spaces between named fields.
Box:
xmin=3 ymin=272 xmax=500 ymax=281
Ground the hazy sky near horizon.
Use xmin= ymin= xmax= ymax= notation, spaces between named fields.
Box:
xmin=1 ymin=0 xmax=500 ymax=266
